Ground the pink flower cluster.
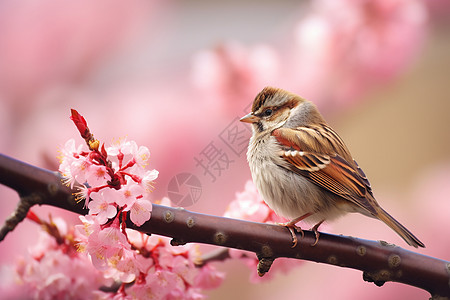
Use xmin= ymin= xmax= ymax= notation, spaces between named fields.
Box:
xmin=224 ymin=180 xmax=304 ymax=282
xmin=56 ymin=109 xmax=157 ymax=229
xmin=15 ymin=208 xmax=224 ymax=299
xmin=91 ymin=204 xmax=225 ymax=299
xmin=224 ymin=180 xmax=286 ymax=224
xmin=15 ymin=215 xmax=109 ymax=299
xmin=44 ymin=110 xmax=224 ymax=298
xmin=59 ymin=137 xmax=158 ymax=227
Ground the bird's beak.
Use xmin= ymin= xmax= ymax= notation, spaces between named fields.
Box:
xmin=240 ymin=113 xmax=259 ymax=123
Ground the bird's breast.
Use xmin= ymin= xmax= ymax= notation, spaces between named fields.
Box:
xmin=246 ymin=135 xmax=347 ymax=223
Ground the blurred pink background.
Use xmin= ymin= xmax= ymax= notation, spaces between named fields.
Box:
xmin=1 ymin=0 xmax=449 ymax=299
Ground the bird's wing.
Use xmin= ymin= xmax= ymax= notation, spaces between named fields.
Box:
xmin=272 ymin=126 xmax=376 ymax=215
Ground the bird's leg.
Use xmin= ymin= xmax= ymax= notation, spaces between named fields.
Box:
xmin=310 ymin=220 xmax=324 ymax=247
xmin=278 ymin=212 xmax=312 ymax=248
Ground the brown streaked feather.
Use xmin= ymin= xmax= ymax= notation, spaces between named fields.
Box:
xmin=273 ymin=127 xmax=377 ymax=215
xmin=354 ymin=160 xmax=372 ymax=194
xmin=283 ymin=150 xmax=330 ymax=172
xmin=252 ymin=87 xmax=277 ymax=112
xmin=251 ymin=87 xmax=300 ymax=114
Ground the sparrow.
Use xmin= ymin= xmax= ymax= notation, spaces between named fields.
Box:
xmin=240 ymin=86 xmax=425 ymax=248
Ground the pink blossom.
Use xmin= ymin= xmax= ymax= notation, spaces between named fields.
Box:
xmin=15 ymin=203 xmax=224 ymax=299
xmin=59 ymin=141 xmax=110 ymax=189
xmin=145 ymin=270 xmax=184 ymax=299
xmin=106 ymin=139 xmax=150 ymax=171
xmin=172 ymin=255 xmax=196 ymax=286
xmin=224 ymin=180 xmax=271 ymax=222
xmin=91 ymin=181 xmax=145 ymax=210
xmin=85 ymin=225 xmax=131 ymax=271
xmin=75 ymin=215 xmax=101 ymax=242
xmin=115 ymin=181 xmax=145 ymax=208
xmin=141 ymin=169 xmax=159 ymax=193
xmin=124 ymin=228 xmax=148 ymax=249
xmin=106 ymin=140 xmax=158 ymax=192
xmin=15 ymin=217 xmax=109 ymax=299
xmin=134 ymin=253 xmax=154 ymax=274
xmin=125 ymin=232 xmax=224 ymax=298
xmin=100 ymin=188 xmax=126 ymax=206
xmin=122 ymin=141 xmax=151 ymax=169
xmin=73 ymin=184 xmax=92 ymax=207
xmin=113 ymin=250 xmax=140 ymax=283
xmin=70 ymin=158 xmax=91 ymax=185
xmin=129 ymin=198 xmax=152 ymax=226
xmin=224 ymin=180 xmax=287 ymax=224
xmin=106 ymin=138 xmax=128 ymax=157
xmin=16 ymin=249 xmax=106 ymax=300
xmin=58 ymin=138 xmax=84 ymax=165
xmin=158 ymin=245 xmax=176 ymax=270
xmin=85 ymin=164 xmax=110 ymax=187
xmin=58 ymin=139 xmax=86 ymax=188
xmin=194 ymin=264 xmax=225 ymax=290
xmin=58 ymin=139 xmax=110 ymax=196
xmin=88 ymin=190 xmax=118 ymax=224
xmin=125 ymin=282 xmax=152 ymax=299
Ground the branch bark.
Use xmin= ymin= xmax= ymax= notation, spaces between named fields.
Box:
xmin=1 ymin=153 xmax=449 ymax=298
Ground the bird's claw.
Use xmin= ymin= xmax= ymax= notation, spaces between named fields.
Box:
xmin=310 ymin=220 xmax=324 ymax=247
xmin=278 ymin=222 xmax=303 ymax=248
xmin=311 ymin=229 xmax=320 ymax=246
xmin=287 ymin=226 xmax=298 ymax=248
xmin=277 ymin=214 xmax=313 ymax=248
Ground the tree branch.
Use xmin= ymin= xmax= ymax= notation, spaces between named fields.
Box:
xmin=0 ymin=193 xmax=42 ymax=241
xmin=1 ymin=153 xmax=449 ymax=298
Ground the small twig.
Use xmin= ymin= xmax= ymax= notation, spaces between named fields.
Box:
xmin=0 ymin=193 xmax=42 ymax=241
xmin=256 ymin=256 xmax=274 ymax=277
xmin=196 ymin=248 xmax=230 ymax=267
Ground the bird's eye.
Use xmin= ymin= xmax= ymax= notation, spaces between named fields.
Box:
xmin=263 ymin=109 xmax=273 ymax=117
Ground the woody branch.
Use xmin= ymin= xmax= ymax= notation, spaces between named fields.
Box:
xmin=0 ymin=153 xmax=449 ymax=298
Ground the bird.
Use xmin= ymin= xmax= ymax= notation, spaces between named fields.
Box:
xmin=240 ymin=86 xmax=425 ymax=248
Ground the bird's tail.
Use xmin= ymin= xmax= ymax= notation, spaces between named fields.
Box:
xmin=375 ymin=207 xmax=425 ymax=248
